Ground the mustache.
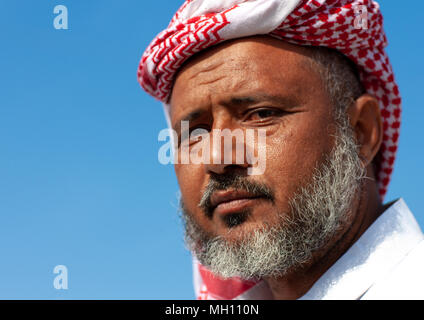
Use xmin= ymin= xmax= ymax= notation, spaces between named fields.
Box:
xmin=198 ymin=172 xmax=275 ymax=218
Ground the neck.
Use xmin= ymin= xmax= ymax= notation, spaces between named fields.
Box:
xmin=264 ymin=168 xmax=385 ymax=300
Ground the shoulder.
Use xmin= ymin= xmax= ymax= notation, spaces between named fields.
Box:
xmin=361 ymin=240 xmax=424 ymax=300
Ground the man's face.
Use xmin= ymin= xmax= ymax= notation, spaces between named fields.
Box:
xmin=169 ymin=36 xmax=363 ymax=278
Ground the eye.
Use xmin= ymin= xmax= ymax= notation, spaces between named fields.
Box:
xmin=246 ymin=108 xmax=285 ymax=121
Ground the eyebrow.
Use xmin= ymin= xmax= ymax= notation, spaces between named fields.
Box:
xmin=228 ymin=93 xmax=298 ymax=108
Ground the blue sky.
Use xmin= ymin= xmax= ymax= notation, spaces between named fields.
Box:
xmin=0 ymin=1 xmax=422 ymax=299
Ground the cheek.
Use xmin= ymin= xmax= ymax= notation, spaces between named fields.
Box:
xmin=264 ymin=112 xmax=335 ymax=204
xmin=175 ymin=164 xmax=204 ymax=209
xmin=175 ymin=163 xmax=217 ymax=233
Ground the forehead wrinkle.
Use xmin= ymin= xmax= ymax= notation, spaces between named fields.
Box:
xmin=186 ymin=62 xmax=241 ymax=89
xmin=197 ymin=75 xmax=227 ymax=86
xmin=187 ymin=60 xmax=224 ymax=81
xmin=178 ymin=62 xmax=252 ymax=106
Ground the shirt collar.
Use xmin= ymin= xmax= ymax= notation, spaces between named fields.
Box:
xmin=299 ymin=198 xmax=424 ymax=300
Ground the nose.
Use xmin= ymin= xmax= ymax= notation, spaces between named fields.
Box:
xmin=203 ymin=127 xmax=250 ymax=175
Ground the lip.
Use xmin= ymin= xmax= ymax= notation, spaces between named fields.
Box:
xmin=210 ymin=190 xmax=263 ymax=216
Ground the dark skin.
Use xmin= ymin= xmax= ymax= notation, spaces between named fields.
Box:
xmin=170 ymin=36 xmax=386 ymax=299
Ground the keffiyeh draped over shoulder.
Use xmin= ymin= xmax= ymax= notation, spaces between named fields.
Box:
xmin=137 ymin=0 xmax=401 ymax=300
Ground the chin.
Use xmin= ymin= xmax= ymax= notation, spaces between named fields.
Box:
xmin=213 ymin=212 xmax=278 ymax=242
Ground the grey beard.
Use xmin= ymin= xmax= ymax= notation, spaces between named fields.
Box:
xmin=180 ymin=118 xmax=366 ymax=280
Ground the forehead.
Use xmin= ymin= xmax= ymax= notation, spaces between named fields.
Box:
xmin=169 ymin=36 xmax=320 ymax=122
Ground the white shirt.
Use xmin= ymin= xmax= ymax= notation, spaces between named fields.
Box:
xmin=194 ymin=198 xmax=424 ymax=300
xmin=299 ymin=198 xmax=424 ymax=300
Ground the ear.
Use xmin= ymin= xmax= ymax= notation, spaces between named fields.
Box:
xmin=347 ymin=94 xmax=383 ymax=167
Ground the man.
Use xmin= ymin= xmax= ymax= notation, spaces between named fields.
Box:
xmin=138 ymin=0 xmax=424 ymax=299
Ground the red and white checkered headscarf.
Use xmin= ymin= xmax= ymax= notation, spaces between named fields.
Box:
xmin=137 ymin=0 xmax=401 ymax=300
